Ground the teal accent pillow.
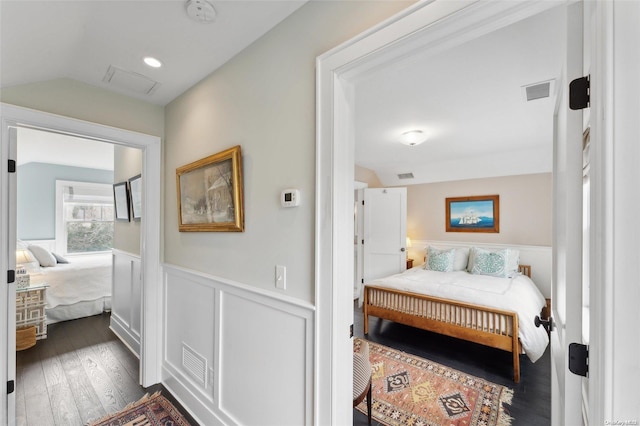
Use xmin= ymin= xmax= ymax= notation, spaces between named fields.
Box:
xmin=468 ymin=247 xmax=519 ymax=277
xmin=425 ymin=247 xmax=456 ymax=272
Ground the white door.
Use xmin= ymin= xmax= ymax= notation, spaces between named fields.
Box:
xmin=2 ymin=126 xmax=18 ymax=426
xmin=354 ymin=185 xmax=367 ymax=299
xmin=362 ymin=188 xmax=407 ymax=291
xmin=550 ymin=2 xmax=585 ymax=424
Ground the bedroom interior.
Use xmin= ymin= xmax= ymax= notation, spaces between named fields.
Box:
xmin=14 ymin=126 xmax=145 ymax=420
xmin=350 ymin=4 xmax=561 ymax=423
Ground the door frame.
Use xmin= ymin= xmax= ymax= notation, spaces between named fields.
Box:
xmin=0 ymin=103 xmax=162 ymax=424
xmin=315 ymin=0 xmax=609 ymax=424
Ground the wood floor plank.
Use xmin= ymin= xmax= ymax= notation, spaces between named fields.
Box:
xmin=63 ymin=322 xmax=128 ymax=415
xmin=38 ymin=337 xmax=83 ymax=426
xmin=51 ymin=325 xmax=107 ymax=424
xmin=18 ymin=347 xmax=55 ymax=426
xmin=15 ymin=351 xmax=27 ymax=426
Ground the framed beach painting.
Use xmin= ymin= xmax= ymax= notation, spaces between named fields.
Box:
xmin=113 ymin=181 xmax=130 ymax=222
xmin=176 ymin=145 xmax=244 ymax=232
xmin=446 ymin=195 xmax=499 ymax=233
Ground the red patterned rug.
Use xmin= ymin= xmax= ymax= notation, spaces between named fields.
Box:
xmin=354 ymin=338 xmax=513 ymax=426
xmin=87 ymin=392 xmax=191 ymax=426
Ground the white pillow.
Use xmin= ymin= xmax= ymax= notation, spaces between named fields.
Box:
xmin=452 ymin=247 xmax=470 ymax=271
xmin=27 ymin=245 xmax=57 ymax=267
xmin=468 ymin=247 xmax=519 ymax=278
xmin=424 ymin=246 xmax=469 ymax=271
xmin=424 ymin=246 xmax=456 ymax=272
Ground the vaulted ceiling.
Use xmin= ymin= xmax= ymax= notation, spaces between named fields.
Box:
xmin=0 ymin=0 xmax=307 ymax=106
xmin=2 ymin=2 xmax=566 ymax=184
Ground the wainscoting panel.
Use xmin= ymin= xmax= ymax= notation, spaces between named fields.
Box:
xmin=162 ymin=265 xmax=314 ymax=426
xmin=110 ymin=250 xmax=141 ymax=356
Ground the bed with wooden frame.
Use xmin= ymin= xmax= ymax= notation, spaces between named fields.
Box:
xmin=363 ymin=264 xmax=540 ymax=383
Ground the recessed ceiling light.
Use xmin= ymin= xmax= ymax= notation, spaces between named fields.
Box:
xmin=400 ymin=130 xmax=427 ymax=146
xmin=143 ymin=57 xmax=163 ymax=68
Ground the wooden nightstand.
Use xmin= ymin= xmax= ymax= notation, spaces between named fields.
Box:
xmin=406 ymin=259 xmax=414 ymax=269
xmin=16 ymin=284 xmax=48 ymax=341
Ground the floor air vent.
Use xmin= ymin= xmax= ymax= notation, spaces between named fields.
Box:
xmin=397 ymin=172 xmax=414 ymax=180
xmin=182 ymin=343 xmax=207 ymax=387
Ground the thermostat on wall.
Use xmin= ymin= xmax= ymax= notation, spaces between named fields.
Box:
xmin=281 ymin=189 xmax=301 ymax=207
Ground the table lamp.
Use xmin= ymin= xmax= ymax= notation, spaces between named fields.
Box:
xmin=15 ymin=249 xmax=34 ymax=288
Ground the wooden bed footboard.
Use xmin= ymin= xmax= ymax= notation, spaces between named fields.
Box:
xmin=363 ymin=285 xmax=522 ymax=383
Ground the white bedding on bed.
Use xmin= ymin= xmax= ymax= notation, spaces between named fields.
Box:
xmin=32 ymin=253 xmax=112 ymax=309
xmin=368 ymin=266 xmax=549 ymax=362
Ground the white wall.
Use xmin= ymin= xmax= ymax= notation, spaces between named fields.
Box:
xmin=162 ymin=265 xmax=314 ymax=425
xmin=406 ymin=173 xmax=552 ymax=247
xmin=0 ymin=78 xmax=163 ymax=138
xmin=164 ymin=1 xmax=414 ymax=303
xmin=110 ymin=250 xmax=142 ymax=356
xmin=113 ymin=146 xmax=142 ymax=255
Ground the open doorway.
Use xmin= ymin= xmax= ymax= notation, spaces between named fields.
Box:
xmin=350 ymin=5 xmax=563 ymax=424
xmin=1 ymin=104 xmax=162 ymax=425
xmin=316 ymin=1 xmax=588 ymax=424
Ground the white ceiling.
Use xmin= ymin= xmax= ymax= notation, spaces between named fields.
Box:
xmin=0 ymin=0 xmax=307 ymax=106
xmin=354 ymin=6 xmax=566 ymax=186
xmin=2 ymin=0 xmax=307 ymax=170
xmin=2 ymin=1 xmax=566 ymax=182
xmin=17 ymin=127 xmax=115 ymax=171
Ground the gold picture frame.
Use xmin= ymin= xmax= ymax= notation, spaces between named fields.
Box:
xmin=176 ymin=145 xmax=244 ymax=232
xmin=446 ymin=194 xmax=499 ymax=233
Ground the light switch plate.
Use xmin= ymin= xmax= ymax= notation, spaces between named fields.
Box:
xmin=275 ymin=265 xmax=286 ymax=290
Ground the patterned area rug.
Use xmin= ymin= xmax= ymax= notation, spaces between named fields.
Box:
xmin=354 ymin=338 xmax=513 ymax=426
xmin=87 ymin=392 xmax=191 ymax=426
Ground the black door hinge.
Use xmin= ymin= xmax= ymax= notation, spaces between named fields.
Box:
xmin=568 ymin=343 xmax=589 ymax=377
xmin=350 ymin=324 xmax=354 ymax=338
xmin=361 ymin=279 xmax=364 ymax=284
xmin=7 ymin=380 xmax=15 ymax=394
xmin=8 ymin=270 xmax=15 ymax=284
xmin=8 ymin=159 xmax=16 ymax=173
xmin=569 ymin=75 xmax=590 ymax=110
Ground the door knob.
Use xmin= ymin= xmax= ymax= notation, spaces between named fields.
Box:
xmin=400 ymin=248 xmax=406 ymax=252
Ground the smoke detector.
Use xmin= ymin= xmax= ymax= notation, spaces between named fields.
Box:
xmin=186 ymin=0 xmax=216 ymax=23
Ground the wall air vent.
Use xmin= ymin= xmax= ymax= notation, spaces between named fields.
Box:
xmin=397 ymin=172 xmax=414 ymax=180
xmin=103 ymin=65 xmax=160 ymax=95
xmin=522 ymin=79 xmax=555 ymax=102
xmin=182 ymin=342 xmax=207 ymax=387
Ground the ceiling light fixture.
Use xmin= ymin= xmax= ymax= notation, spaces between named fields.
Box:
xmin=400 ymin=130 xmax=427 ymax=146
xmin=143 ymin=57 xmax=163 ymax=68
xmin=186 ymin=0 xmax=216 ymax=24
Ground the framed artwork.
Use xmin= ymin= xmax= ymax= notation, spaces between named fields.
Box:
xmin=446 ymin=195 xmax=499 ymax=233
xmin=176 ymin=145 xmax=244 ymax=232
xmin=129 ymin=174 xmax=142 ymax=221
xmin=113 ymin=181 xmax=130 ymax=222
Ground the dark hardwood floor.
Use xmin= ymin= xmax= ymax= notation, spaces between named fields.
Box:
xmin=352 ymin=301 xmax=551 ymax=426
xmin=15 ymin=312 xmax=198 ymax=426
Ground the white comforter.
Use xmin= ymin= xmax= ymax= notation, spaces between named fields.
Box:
xmin=369 ymin=267 xmax=549 ymax=362
xmin=32 ymin=253 xmax=112 ymax=308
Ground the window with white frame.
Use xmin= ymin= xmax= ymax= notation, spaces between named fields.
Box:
xmin=56 ymin=180 xmax=114 ymax=255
